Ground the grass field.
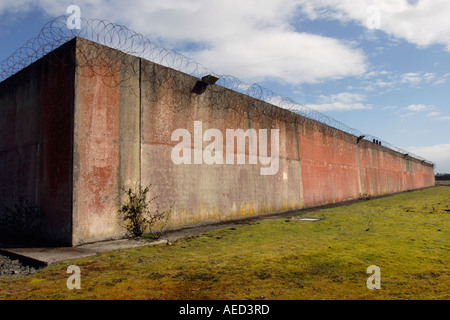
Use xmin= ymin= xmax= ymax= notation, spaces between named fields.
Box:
xmin=0 ymin=186 xmax=448 ymax=300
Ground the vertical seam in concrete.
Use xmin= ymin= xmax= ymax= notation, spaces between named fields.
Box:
xmin=70 ymin=37 xmax=77 ymax=246
xmin=356 ymin=143 xmax=362 ymax=196
xmin=71 ymin=38 xmax=77 ymax=245
xmin=296 ymin=122 xmax=304 ymax=207
xmin=139 ymin=58 xmax=142 ymax=185
xmin=35 ymin=143 xmax=41 ymax=204
xmin=35 ymin=71 xmax=42 ymax=206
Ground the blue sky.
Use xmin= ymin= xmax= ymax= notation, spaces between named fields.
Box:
xmin=0 ymin=0 xmax=449 ymax=172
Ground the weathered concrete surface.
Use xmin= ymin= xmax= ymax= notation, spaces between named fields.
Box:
xmin=0 ymin=37 xmax=435 ymax=246
xmin=0 ymin=39 xmax=75 ymax=245
xmin=38 ymin=42 xmax=75 ymax=245
xmin=140 ymin=59 xmax=303 ymax=231
xmin=299 ymin=122 xmax=360 ymax=207
xmin=72 ymin=39 xmax=141 ymax=245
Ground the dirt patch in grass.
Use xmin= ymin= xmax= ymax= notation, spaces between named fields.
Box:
xmin=0 ymin=187 xmax=448 ymax=300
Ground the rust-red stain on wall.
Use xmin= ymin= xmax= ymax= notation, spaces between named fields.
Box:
xmin=0 ymin=38 xmax=436 ymax=245
xmin=73 ymin=60 xmax=120 ymax=243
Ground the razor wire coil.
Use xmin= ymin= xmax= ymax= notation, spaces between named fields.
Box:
xmin=0 ymin=16 xmax=435 ymax=167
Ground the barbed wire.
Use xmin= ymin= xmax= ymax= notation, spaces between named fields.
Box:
xmin=0 ymin=16 xmax=434 ymax=167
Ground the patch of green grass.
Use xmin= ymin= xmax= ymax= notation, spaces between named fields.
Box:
xmin=0 ymin=187 xmax=448 ymax=300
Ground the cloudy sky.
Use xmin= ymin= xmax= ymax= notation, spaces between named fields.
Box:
xmin=0 ymin=0 xmax=449 ymax=172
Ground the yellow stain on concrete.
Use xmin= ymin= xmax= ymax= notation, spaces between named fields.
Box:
xmin=155 ymin=196 xmax=303 ymax=232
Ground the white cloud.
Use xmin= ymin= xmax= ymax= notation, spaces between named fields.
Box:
xmin=399 ymin=72 xmax=437 ymax=87
xmin=404 ymin=105 xmax=450 ymax=121
xmin=190 ymin=30 xmax=367 ymax=84
xmin=433 ymin=78 xmax=447 ymax=85
xmin=0 ymin=0 xmax=368 ymax=84
xmin=398 ymin=105 xmax=450 ymax=121
xmin=306 ymin=92 xmax=372 ymax=112
xmin=407 ymin=144 xmax=450 ymax=173
xmin=297 ymin=0 xmax=450 ymax=51
xmin=427 ymin=111 xmax=441 ymax=117
xmin=0 ymin=0 xmax=33 ymax=14
xmin=432 ymin=73 xmax=450 ymax=85
xmin=406 ymin=104 xmax=428 ymax=111
xmin=398 ymin=104 xmax=435 ymax=119
xmin=360 ymin=70 xmax=444 ymax=94
xmin=401 ymin=73 xmax=425 ymax=85
xmin=433 ymin=115 xmax=450 ymax=121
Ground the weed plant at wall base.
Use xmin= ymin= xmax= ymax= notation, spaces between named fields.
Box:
xmin=118 ymin=184 xmax=170 ymax=238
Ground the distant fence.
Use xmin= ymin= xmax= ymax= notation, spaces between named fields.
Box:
xmin=0 ymin=16 xmax=435 ymax=167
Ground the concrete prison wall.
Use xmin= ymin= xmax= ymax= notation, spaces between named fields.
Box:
xmin=0 ymin=37 xmax=435 ymax=245
xmin=0 ymin=39 xmax=75 ymax=245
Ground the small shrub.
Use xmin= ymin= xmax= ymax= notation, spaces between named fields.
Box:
xmin=359 ymin=193 xmax=371 ymax=200
xmin=118 ymin=184 xmax=170 ymax=238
